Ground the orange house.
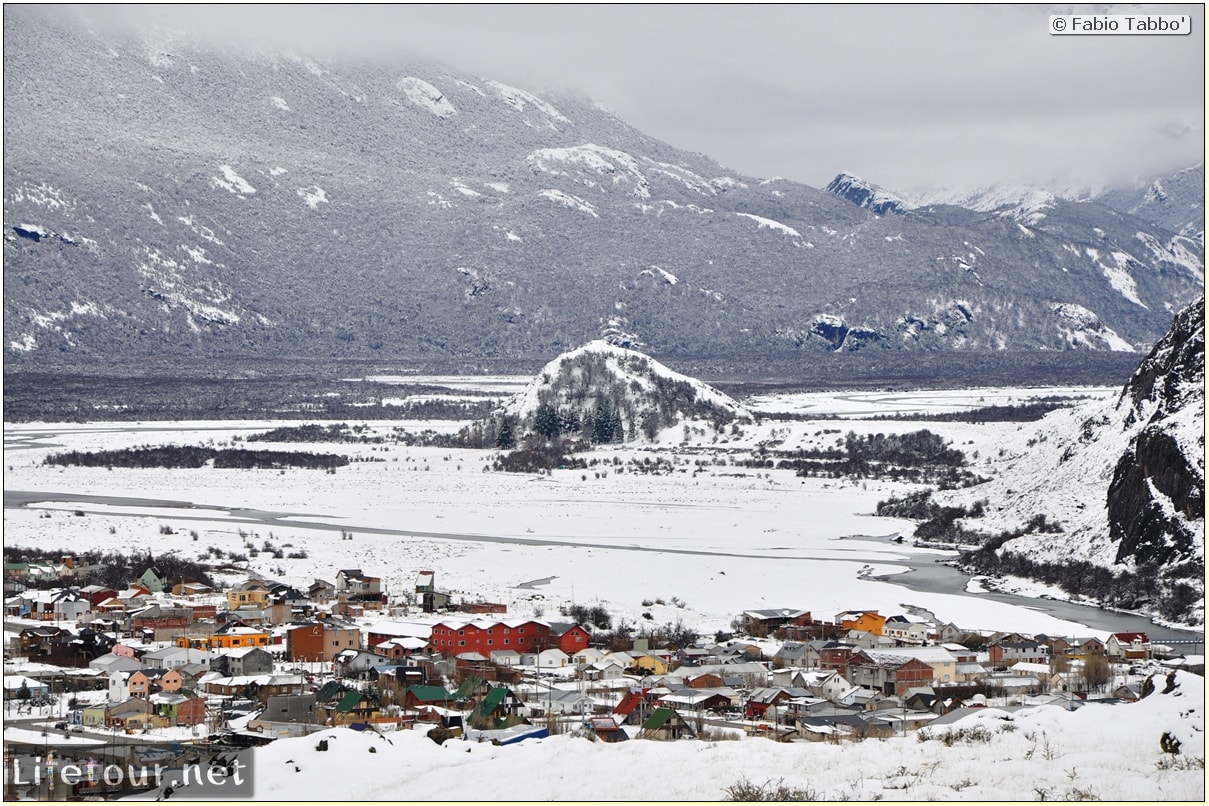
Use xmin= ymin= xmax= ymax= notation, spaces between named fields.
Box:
xmin=837 ymin=610 xmax=887 ymax=636
xmin=176 ymin=627 xmax=270 ymax=651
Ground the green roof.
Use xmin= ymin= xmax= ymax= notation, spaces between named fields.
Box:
xmin=642 ymin=707 xmax=675 ymax=731
xmin=407 ymin=685 xmax=454 ymax=703
xmin=476 ymin=687 xmax=508 ymax=717
xmin=334 ymin=691 xmax=363 ymax=713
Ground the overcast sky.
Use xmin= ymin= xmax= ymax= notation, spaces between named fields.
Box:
xmin=106 ymin=4 xmax=1204 ymax=193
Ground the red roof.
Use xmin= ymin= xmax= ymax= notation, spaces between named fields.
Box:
xmin=1112 ymin=632 xmax=1149 ymax=643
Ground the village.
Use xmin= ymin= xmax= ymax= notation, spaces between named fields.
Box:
xmin=5 ymin=551 xmax=1197 ymax=796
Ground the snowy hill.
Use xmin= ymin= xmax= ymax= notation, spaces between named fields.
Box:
xmin=3 ymin=6 xmax=1202 ymax=367
xmin=494 ymin=340 xmax=752 ymax=443
xmin=937 ymin=299 xmax=1205 ymax=624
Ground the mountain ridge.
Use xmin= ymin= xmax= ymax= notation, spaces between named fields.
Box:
xmin=3 ymin=6 xmax=1203 ymax=368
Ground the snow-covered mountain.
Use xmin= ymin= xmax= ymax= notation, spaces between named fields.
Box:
xmin=3 ymin=6 xmax=1203 ymax=368
xmin=493 ymin=339 xmax=752 ymax=443
xmin=1092 ymin=164 xmax=1206 ymax=243
xmin=938 ymin=299 xmax=1205 ymax=624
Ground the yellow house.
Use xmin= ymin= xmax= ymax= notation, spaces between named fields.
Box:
xmin=838 ymin=610 xmax=886 ymax=636
xmin=226 ymin=588 xmax=270 ymax=610
xmin=629 ymin=654 xmax=669 ymax=676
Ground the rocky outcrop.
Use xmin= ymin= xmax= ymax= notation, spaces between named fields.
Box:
xmin=1108 ymin=297 xmax=1205 ymax=573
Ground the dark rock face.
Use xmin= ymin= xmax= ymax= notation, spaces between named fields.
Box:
xmin=824 ymin=173 xmax=906 ymax=215
xmin=1107 ymin=298 xmax=1205 ymax=572
xmin=1109 ymin=430 xmax=1203 ymax=567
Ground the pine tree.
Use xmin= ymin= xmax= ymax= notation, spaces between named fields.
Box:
xmin=495 ymin=419 xmax=516 ymax=450
xmin=534 ymin=404 xmax=561 ymax=441
xmin=591 ymin=400 xmax=614 ymax=443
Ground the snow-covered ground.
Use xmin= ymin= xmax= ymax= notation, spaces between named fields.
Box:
xmin=4 ymin=384 xmax=1204 ymax=801
xmin=3 ymin=385 xmax=1139 ymax=638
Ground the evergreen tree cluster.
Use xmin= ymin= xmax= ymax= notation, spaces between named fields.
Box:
xmin=44 ymin=445 xmax=350 ymax=470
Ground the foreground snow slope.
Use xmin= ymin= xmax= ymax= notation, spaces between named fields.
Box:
xmin=239 ymin=672 xmax=1204 ymax=801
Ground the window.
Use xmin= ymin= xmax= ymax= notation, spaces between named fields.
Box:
xmin=504 ymin=639 xmax=509 ymax=645
xmin=458 ymin=640 xmax=465 ymax=647
xmin=487 ymin=639 xmax=493 ymax=646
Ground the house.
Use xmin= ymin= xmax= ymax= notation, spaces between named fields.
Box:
xmin=858 ymin=646 xmax=959 ymax=685
xmin=773 ymin=642 xmax=811 ymax=668
xmin=550 ymin=623 xmax=592 ymax=655
xmin=403 ymin=685 xmax=458 ymax=710
xmin=489 ymin=649 xmax=523 ymax=667
xmin=1065 ymin=637 xmax=1107 ymax=659
xmin=142 ymin=668 xmax=184 ymax=695
xmin=587 ymin=716 xmax=629 ymax=742
xmin=430 ymin=618 xmax=551 ymax=656
xmin=474 ymin=686 xmax=522 ymax=723
xmin=320 ymin=689 xmax=386 ymax=726
xmin=175 ymin=626 xmax=270 ymax=651
xmin=744 ymin=687 xmax=809 ymax=719
xmin=571 ymin=647 xmax=606 ymax=666
xmin=170 ymin=581 xmax=213 ymax=596
xmin=136 ymin=568 xmax=165 ymax=593
xmin=81 ymin=703 xmax=109 ymax=728
xmin=741 ymin=609 xmax=813 ymax=636
xmin=522 ymin=648 xmax=570 ymax=669
xmin=336 ymin=569 xmax=383 ymax=606
xmin=659 ymin=689 xmax=736 ymax=714
xmin=286 ymin=619 xmax=362 ymax=662
xmin=836 ymin=610 xmax=886 ymax=636
xmin=201 ymin=673 xmax=306 ymax=698
xmin=211 ymin=647 xmax=275 ymax=677
xmin=129 ymin=604 xmax=193 ymax=640
xmin=847 ymin=652 xmax=935 ymax=696
xmin=80 ymin=584 xmax=119 ymax=608
xmin=988 ymin=639 xmax=1048 ymax=667
xmin=308 ymin=578 xmax=336 ymax=603
xmin=12 ymin=625 xmax=72 ymax=658
xmin=628 ymin=653 xmax=669 ymax=676
xmin=107 ymin=697 xmax=158 ymax=729
xmin=883 ymin=620 xmax=931 ymax=646
xmin=582 ymin=657 xmax=629 ymax=681
xmin=935 ymin=623 xmax=964 ymax=644
xmin=415 ymin=570 xmax=451 ymax=612
xmin=686 ymin=672 xmax=724 ymax=689
xmin=151 ymin=692 xmax=206 ymax=727
xmin=226 ymin=579 xmax=271 ymax=611
xmin=109 ymin=670 xmax=152 ymax=703
xmin=639 ymin=707 xmax=693 ymax=740
xmin=256 ymin=693 xmax=319 ymax=727
xmin=334 ymin=648 xmax=395 ymax=679
xmin=90 ymin=652 xmax=144 ymax=675
xmin=141 ymin=646 xmax=212 ymax=670
xmin=366 ymin=620 xmax=432 ymax=648
xmin=1106 ymin=633 xmax=1152 ymax=660
xmin=376 ymin=636 xmax=430 ymax=660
